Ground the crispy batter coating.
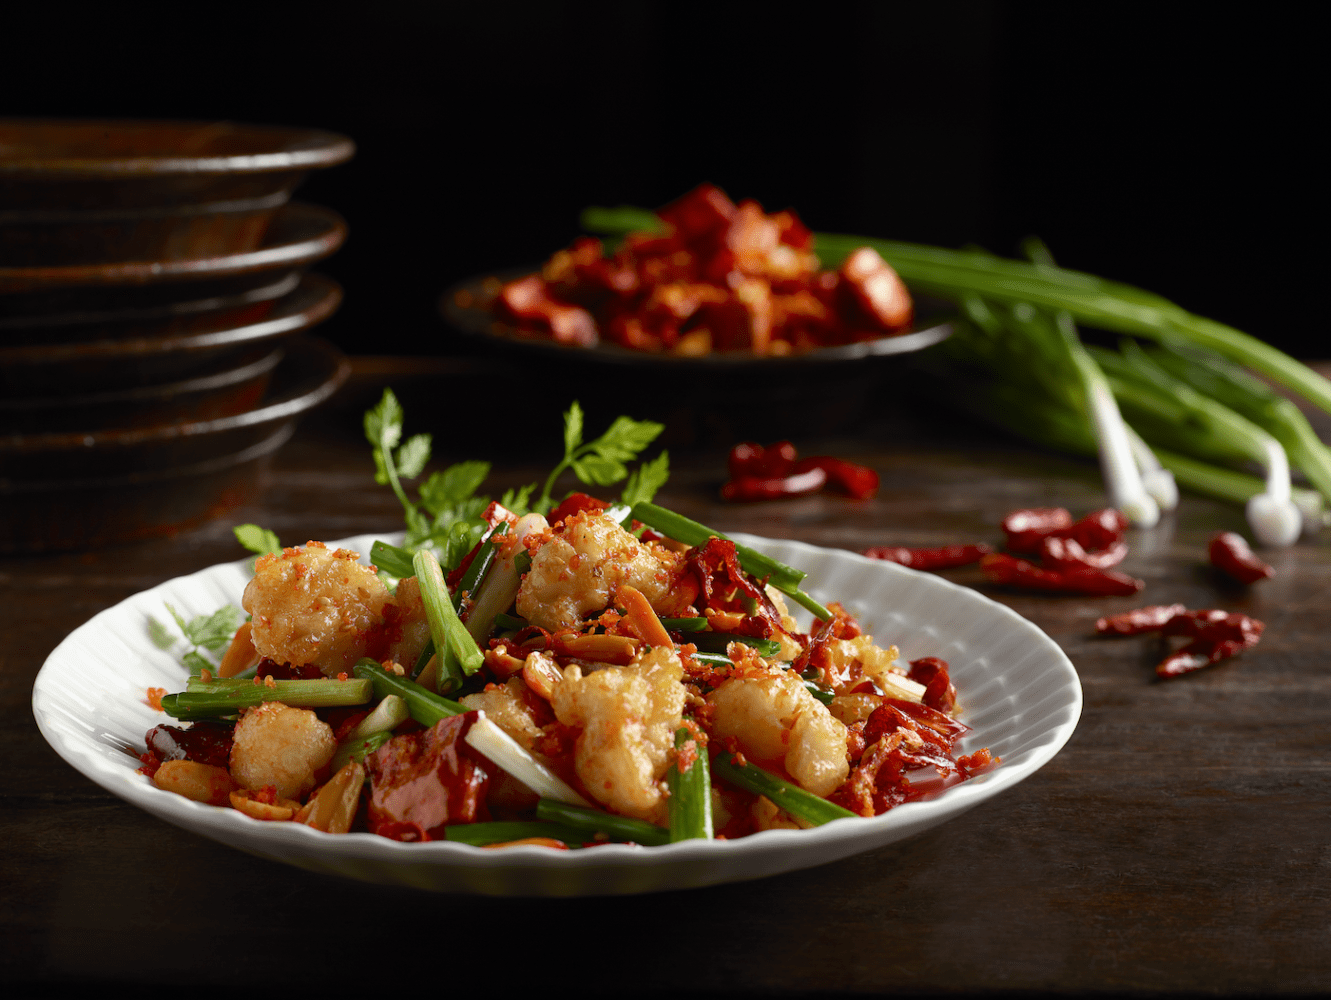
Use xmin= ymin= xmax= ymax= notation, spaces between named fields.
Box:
xmin=707 ymin=668 xmax=849 ymax=797
xmin=517 ymin=512 xmax=686 ymax=631
xmin=550 ymin=645 xmax=686 ymax=823
xmin=229 ymin=702 xmax=336 ymax=800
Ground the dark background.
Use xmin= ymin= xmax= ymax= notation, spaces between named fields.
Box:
xmin=3 ymin=2 xmax=1316 ymax=356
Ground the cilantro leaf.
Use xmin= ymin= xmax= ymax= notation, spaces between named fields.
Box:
xmin=419 ymin=461 xmax=491 ymax=516
xmin=184 ymin=605 xmax=244 ymax=652
xmin=620 ymin=451 xmax=670 ymax=507
xmin=233 ymin=523 xmax=281 ymax=558
xmin=182 ymin=650 xmax=214 ymax=678
xmin=364 ymin=388 xmax=404 ymax=453
xmin=500 ymin=484 xmax=536 ymax=516
xmin=572 ymin=453 xmax=628 ymax=486
xmin=563 ymin=401 xmax=584 ymax=456
xmin=395 ymin=433 xmax=432 ymax=480
xmin=147 ymin=616 xmax=177 ymax=651
xmin=590 ymin=415 xmax=665 ymax=462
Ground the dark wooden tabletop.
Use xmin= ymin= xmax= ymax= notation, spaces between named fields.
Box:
xmin=3 ymin=356 xmax=1328 ymax=996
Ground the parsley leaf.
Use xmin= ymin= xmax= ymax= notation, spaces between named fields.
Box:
xmin=534 ymin=403 xmax=664 ymax=513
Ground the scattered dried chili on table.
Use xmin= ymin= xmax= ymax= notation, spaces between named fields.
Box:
xmin=980 ymin=552 xmax=1144 ymax=596
xmin=862 ymin=543 xmax=992 ymax=571
xmin=1095 ymin=605 xmax=1264 ymax=678
xmin=722 ymin=441 xmax=877 ymax=502
xmin=1002 ymin=507 xmax=1128 ymax=555
xmin=1208 ymin=531 xmax=1275 ymax=584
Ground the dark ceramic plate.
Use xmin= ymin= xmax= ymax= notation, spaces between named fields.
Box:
xmin=0 ymin=346 xmax=283 ymax=434
xmin=0 ymin=335 xmax=349 ymax=553
xmin=0 ymin=334 xmax=348 ymax=484
xmin=0 ymin=272 xmax=341 ymax=395
xmin=0 ymin=201 xmax=345 ymax=306
xmin=439 ymin=270 xmax=952 ymax=369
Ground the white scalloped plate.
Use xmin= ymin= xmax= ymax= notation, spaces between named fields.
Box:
xmin=33 ymin=532 xmax=1081 ymax=896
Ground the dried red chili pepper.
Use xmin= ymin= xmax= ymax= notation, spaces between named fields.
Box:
xmin=862 ymin=543 xmax=992 ymax=570
xmin=1208 ymin=531 xmax=1274 ymax=584
xmin=792 ymin=456 xmax=880 ymax=500
xmin=1093 ymin=604 xmax=1263 ymax=677
xmin=907 ymin=656 xmax=957 ymax=713
xmin=1002 ymin=507 xmax=1075 ymax=554
xmin=980 ymin=552 xmax=1144 ymax=596
xmin=1095 ymin=604 xmax=1188 ymax=636
xmin=720 ymin=466 xmax=826 ymax=502
xmin=1002 ymin=506 xmax=1127 ymax=555
xmin=1040 ymin=535 xmax=1128 ymax=571
xmin=727 ymin=440 xmax=797 ymax=479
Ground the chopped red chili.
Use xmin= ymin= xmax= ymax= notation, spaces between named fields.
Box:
xmin=1095 ymin=604 xmax=1189 ymax=636
xmin=1001 ymin=507 xmax=1075 ymax=554
xmin=1094 ymin=604 xmax=1264 ymax=678
xmin=728 ymin=440 xmax=797 ymax=479
xmin=980 ymin=552 xmax=1143 ymax=596
xmin=862 ymin=543 xmax=992 ymax=571
xmin=1208 ymin=531 xmax=1274 ymax=584
xmin=792 ymin=456 xmax=880 ymax=500
xmin=720 ymin=466 xmax=826 ymax=502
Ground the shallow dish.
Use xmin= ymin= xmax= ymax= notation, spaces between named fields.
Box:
xmin=0 ymin=272 xmax=341 ymax=396
xmin=32 ymin=533 xmax=1081 ymax=895
xmin=0 ymin=119 xmax=354 ymax=266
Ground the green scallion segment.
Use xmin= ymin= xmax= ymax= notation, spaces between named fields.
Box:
xmin=661 ymin=617 xmax=709 ymax=632
xmin=352 ymin=659 xmax=467 ymax=726
xmin=712 ymin=754 xmax=855 ymax=827
xmin=159 ymin=678 xmax=373 ymax=720
xmin=443 ymin=821 xmax=592 ymax=847
xmin=331 ymin=729 xmax=393 ymax=773
xmin=667 ymin=727 xmax=713 ymax=842
xmin=688 ymin=632 xmax=782 ymax=657
xmin=534 ymin=798 xmax=671 ymax=846
xmin=413 ymin=548 xmax=483 ymax=693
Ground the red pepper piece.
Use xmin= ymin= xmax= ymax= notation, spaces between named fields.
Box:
xmin=547 ymin=492 xmax=609 ymax=526
xmin=727 ymin=440 xmax=798 ymax=479
xmin=1208 ymin=531 xmax=1275 ymax=584
xmin=1095 ymin=604 xmax=1189 ymax=636
xmin=862 ymin=543 xmax=992 ymax=570
xmin=793 ymin=456 xmax=880 ymax=500
xmin=980 ymin=553 xmax=1144 ymax=596
xmin=1040 ymin=535 xmax=1128 ymax=571
xmin=907 ymin=656 xmax=957 ymax=713
xmin=720 ymin=466 xmax=826 ymax=502
xmin=1002 ymin=508 xmax=1075 ymax=554
xmin=496 ymin=275 xmax=598 ymax=347
xmin=1068 ymin=508 xmax=1129 ymax=550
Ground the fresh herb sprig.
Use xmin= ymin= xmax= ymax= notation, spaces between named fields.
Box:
xmin=363 ymin=390 xmax=669 ymax=572
xmin=149 ymin=604 xmax=244 ymax=677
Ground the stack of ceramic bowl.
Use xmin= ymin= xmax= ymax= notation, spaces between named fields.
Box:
xmin=0 ymin=120 xmax=354 ymax=552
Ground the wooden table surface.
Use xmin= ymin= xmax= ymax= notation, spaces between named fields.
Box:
xmin=3 ymin=356 xmax=1328 ymax=996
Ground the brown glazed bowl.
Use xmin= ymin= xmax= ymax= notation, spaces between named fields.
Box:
xmin=0 ymin=120 xmax=354 ymax=265
xmin=0 ymin=201 xmax=345 ymax=316
xmin=0 ymin=335 xmax=349 ymax=552
xmin=0 ymin=272 xmax=341 ymax=396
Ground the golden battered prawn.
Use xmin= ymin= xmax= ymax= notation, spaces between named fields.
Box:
xmin=550 ymin=645 xmax=686 ymax=823
xmin=516 ymin=511 xmax=690 ymax=632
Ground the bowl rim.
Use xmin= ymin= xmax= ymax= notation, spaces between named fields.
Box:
xmin=0 ymin=118 xmax=355 ymax=177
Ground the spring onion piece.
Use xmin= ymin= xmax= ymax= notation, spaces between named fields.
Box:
xmin=712 ymin=754 xmax=856 ymax=827
xmin=160 ymin=678 xmax=373 ymax=720
xmin=465 ymin=514 xmax=543 ymax=647
xmin=353 ymin=659 xmax=466 ymax=725
xmin=535 ymin=798 xmax=671 ymax=846
xmin=688 ymin=633 xmax=783 ymax=657
xmin=413 ymin=548 xmax=483 ymax=693
xmin=463 ymin=712 xmax=590 ymax=807
xmin=1092 ymin=343 xmax=1301 ymax=545
xmin=661 ymin=616 xmax=709 ymax=632
xmin=331 ymin=729 xmax=393 ymax=773
xmin=341 ymin=694 xmax=409 ymax=743
xmin=444 ymin=821 xmax=592 ymax=847
xmin=667 ymin=727 xmax=713 ymax=842
xmin=629 ymin=502 xmax=831 ymax=619
xmin=454 ymin=521 xmax=506 ymax=611
xmin=1149 ymin=445 xmax=1325 ymax=530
